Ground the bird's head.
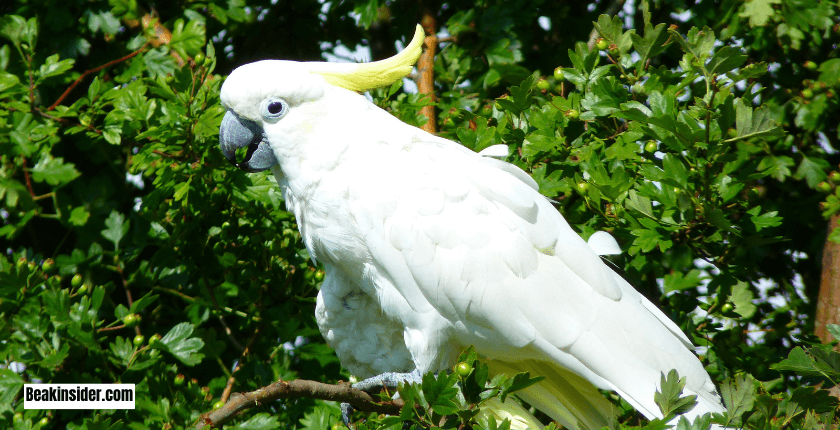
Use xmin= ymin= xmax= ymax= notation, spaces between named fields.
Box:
xmin=218 ymin=24 xmax=424 ymax=172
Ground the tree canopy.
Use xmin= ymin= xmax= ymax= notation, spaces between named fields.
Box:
xmin=1 ymin=0 xmax=840 ymax=429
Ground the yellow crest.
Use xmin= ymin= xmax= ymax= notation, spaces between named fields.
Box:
xmin=312 ymin=24 xmax=424 ymax=92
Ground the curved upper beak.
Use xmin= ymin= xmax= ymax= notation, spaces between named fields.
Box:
xmin=219 ymin=110 xmax=278 ymax=173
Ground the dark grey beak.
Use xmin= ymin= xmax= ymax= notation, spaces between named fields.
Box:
xmin=219 ymin=111 xmax=278 ymax=173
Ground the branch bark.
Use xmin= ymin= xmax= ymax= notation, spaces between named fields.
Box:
xmin=815 ymin=213 xmax=840 ymax=343
xmin=417 ymin=11 xmax=437 ymax=134
xmin=194 ymin=379 xmax=403 ymax=429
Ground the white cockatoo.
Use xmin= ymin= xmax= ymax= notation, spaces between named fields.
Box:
xmin=218 ymin=25 xmax=725 ymax=430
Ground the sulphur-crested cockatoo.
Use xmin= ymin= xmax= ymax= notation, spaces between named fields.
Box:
xmin=218 ymin=24 xmax=724 ymax=430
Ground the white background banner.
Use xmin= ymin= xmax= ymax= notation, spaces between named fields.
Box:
xmin=24 ymin=384 xmax=135 ymax=409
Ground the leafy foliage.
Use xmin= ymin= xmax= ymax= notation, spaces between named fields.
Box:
xmin=1 ymin=0 xmax=839 ymax=429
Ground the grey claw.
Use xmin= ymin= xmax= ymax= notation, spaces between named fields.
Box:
xmin=341 ymin=402 xmax=355 ymax=429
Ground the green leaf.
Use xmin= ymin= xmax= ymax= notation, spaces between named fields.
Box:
xmin=740 ymin=0 xmax=781 ymax=27
xmin=129 ymin=292 xmax=159 ymax=314
xmin=771 ymin=347 xmax=834 ymax=378
xmin=631 ymin=19 xmax=669 ymax=66
xmin=707 ymin=46 xmax=747 ymax=75
xmin=631 ymin=227 xmax=664 ymax=253
xmin=654 ymin=369 xmax=698 ymax=417
xmin=238 ymin=412 xmax=282 ymax=430
xmin=664 ymin=269 xmax=704 ymax=293
xmin=795 ymin=156 xmax=829 ymax=188
xmin=174 ymin=177 xmax=191 ymax=202
xmin=662 ymin=154 xmax=689 ymax=188
xmin=627 ymin=189 xmax=655 ymax=219
xmin=0 ymin=368 xmax=24 ymax=406
xmin=749 ymin=209 xmax=783 ymax=232
xmin=0 ymin=71 xmax=20 ymax=92
xmin=0 ymin=15 xmax=37 ymax=48
xmin=730 ymin=282 xmax=757 ymax=319
xmin=153 ymin=322 xmax=205 ymax=366
xmin=88 ymin=76 xmax=101 ymax=101
xmin=720 ymin=374 xmax=756 ymax=424
xmin=730 ymin=99 xmax=782 ymax=142
xmin=827 ymin=325 xmax=840 ymax=342
xmin=298 ymin=404 xmax=338 ymax=430
xmin=789 ymin=386 xmax=840 ymax=414
xmin=170 ymin=19 xmax=206 ymax=59
xmin=69 ymin=206 xmax=90 ymax=226
xmin=31 ymin=154 xmax=81 ymax=186
xmin=671 ymin=26 xmax=715 ymax=62
xmin=758 ymin=155 xmax=795 ymax=181
xmin=38 ymin=53 xmax=74 ymax=80
xmin=499 ymin=372 xmax=543 ymax=402
xmin=87 ymin=10 xmax=120 ymax=35
xmin=101 ymin=211 xmax=129 ymax=250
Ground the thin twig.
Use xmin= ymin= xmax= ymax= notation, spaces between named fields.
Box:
xmin=195 ymin=379 xmax=404 ymax=429
xmin=47 ymin=43 xmax=150 ymax=111
xmin=220 ymin=326 xmax=260 ymax=403
xmin=203 ymin=275 xmax=246 ymax=352
xmin=21 ymin=157 xmax=35 ymax=197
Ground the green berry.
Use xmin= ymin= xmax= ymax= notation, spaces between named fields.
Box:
xmin=194 ymin=52 xmax=206 ymax=66
xmin=42 ymin=259 xmax=55 ymax=272
xmin=133 ymin=334 xmax=145 ymax=347
xmin=149 ymin=334 xmax=162 ymax=346
xmin=644 ymin=141 xmax=657 ymax=153
xmin=123 ymin=314 xmax=141 ymax=328
xmin=631 ymin=83 xmax=645 ymax=95
xmin=565 ymin=109 xmax=579 ymax=119
xmin=455 ymin=362 xmax=472 ymax=377
xmin=40 ymin=417 xmax=50 ymax=426
xmin=595 ymin=38 xmax=608 ymax=51
xmin=817 ymin=181 xmax=832 ymax=193
xmin=536 ymin=78 xmax=550 ymax=91
xmin=609 ymin=47 xmax=619 ymax=57
xmin=174 ymin=374 xmax=185 ymax=386
xmin=71 ymin=274 xmax=83 ymax=288
xmin=76 ymin=283 xmax=89 ymax=295
xmin=720 ymin=303 xmax=734 ymax=313
xmin=829 ymin=171 xmax=840 ymax=183
xmin=576 ymin=181 xmax=589 ymax=193
xmin=213 ymin=401 xmax=225 ymax=410
xmin=553 ymin=67 xmax=565 ymax=82
xmin=314 ymin=270 xmax=325 ymax=282
xmin=16 ymin=257 xmax=27 ymax=271
xmin=801 ymin=88 xmax=814 ymax=99
xmin=803 ymin=61 xmax=817 ymax=71
xmin=13 ymin=412 xmax=23 ymax=422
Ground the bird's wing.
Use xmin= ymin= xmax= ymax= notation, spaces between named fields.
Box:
xmin=339 ymin=130 xmax=721 ymax=427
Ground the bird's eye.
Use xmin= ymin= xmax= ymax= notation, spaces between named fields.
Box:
xmin=260 ymin=98 xmax=289 ymax=121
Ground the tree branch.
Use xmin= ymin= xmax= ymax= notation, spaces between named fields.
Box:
xmin=417 ymin=10 xmax=437 ymax=134
xmin=46 ymin=43 xmax=149 ymax=111
xmin=816 ymin=213 xmax=840 ymax=344
xmin=194 ymin=379 xmax=404 ymax=429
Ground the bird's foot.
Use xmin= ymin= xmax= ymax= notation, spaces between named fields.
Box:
xmin=341 ymin=369 xmax=423 ymax=428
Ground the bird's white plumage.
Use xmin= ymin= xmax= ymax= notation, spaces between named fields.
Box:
xmin=221 ymin=60 xmax=724 ymax=430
